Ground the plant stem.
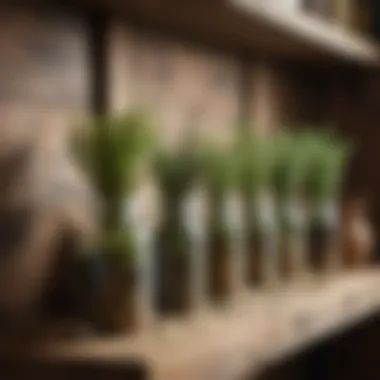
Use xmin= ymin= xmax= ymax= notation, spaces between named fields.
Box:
xmin=103 ymin=198 xmax=124 ymax=232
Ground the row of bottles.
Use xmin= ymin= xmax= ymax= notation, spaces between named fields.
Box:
xmin=71 ymin=114 xmax=372 ymax=334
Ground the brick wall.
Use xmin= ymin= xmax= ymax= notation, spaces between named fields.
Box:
xmin=0 ymin=6 xmax=90 ymax=153
xmin=107 ymin=21 xmax=242 ymax=147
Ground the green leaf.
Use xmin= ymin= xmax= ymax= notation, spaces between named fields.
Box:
xmin=153 ymin=143 xmax=201 ymax=201
xmin=235 ymin=130 xmax=275 ymax=196
xmin=201 ymin=140 xmax=241 ymax=197
xmin=70 ymin=111 xmax=156 ymax=246
xmin=302 ymin=130 xmax=352 ymax=202
xmin=71 ymin=112 xmax=155 ymax=202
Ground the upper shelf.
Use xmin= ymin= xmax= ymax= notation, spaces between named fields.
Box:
xmin=5 ymin=270 xmax=380 ymax=380
xmin=230 ymin=0 xmax=380 ymax=65
xmin=78 ymin=0 xmax=380 ymax=65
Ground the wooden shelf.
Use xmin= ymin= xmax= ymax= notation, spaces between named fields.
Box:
xmin=7 ymin=270 xmax=380 ymax=380
xmin=76 ymin=0 xmax=380 ymax=64
xmin=230 ymin=0 xmax=380 ymax=65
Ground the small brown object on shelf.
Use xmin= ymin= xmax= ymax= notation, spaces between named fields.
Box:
xmin=342 ymin=198 xmax=374 ymax=268
xmin=309 ymin=221 xmax=335 ymax=272
xmin=246 ymin=229 xmax=265 ymax=285
xmin=95 ymin=266 xmax=138 ymax=334
xmin=209 ymin=234 xmax=237 ymax=302
xmin=280 ymin=233 xmax=306 ymax=280
xmin=156 ymin=252 xmax=193 ymax=315
xmin=95 ymin=251 xmax=154 ymax=334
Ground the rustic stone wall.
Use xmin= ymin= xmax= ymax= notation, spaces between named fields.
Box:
xmin=0 ymin=5 xmax=93 ymax=318
xmin=107 ymin=21 xmax=242 ymax=147
xmin=0 ymin=6 xmax=90 ymax=154
xmin=248 ymin=62 xmax=288 ymax=134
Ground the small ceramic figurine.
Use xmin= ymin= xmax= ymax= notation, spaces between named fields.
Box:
xmin=341 ymin=198 xmax=374 ymax=268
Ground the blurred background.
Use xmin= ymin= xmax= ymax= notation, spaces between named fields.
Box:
xmin=1 ymin=0 xmax=380 ymax=379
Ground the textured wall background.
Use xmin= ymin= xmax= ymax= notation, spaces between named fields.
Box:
xmin=0 ymin=6 xmax=90 ymax=153
xmin=0 ymin=5 xmax=93 ymax=316
xmin=107 ymin=21 xmax=242 ymax=147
